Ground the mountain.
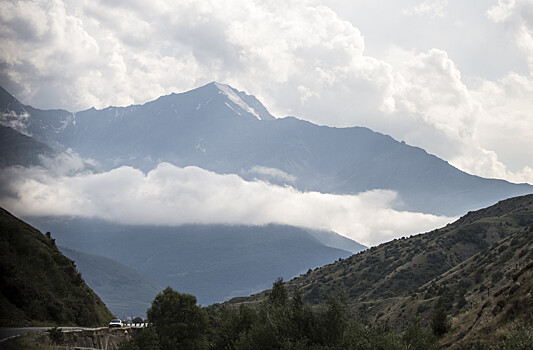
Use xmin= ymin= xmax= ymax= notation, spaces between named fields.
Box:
xmin=0 ymin=207 xmax=113 ymax=326
xmin=25 ymin=217 xmax=360 ymax=305
xmin=304 ymin=228 xmax=367 ymax=253
xmin=1 ymin=83 xmax=531 ymax=216
xmin=59 ymin=246 xmax=162 ymax=318
xmin=0 ymin=124 xmax=60 ymax=168
xmin=227 ymin=194 xmax=533 ymax=343
xmin=0 ymin=124 xmax=99 ymax=174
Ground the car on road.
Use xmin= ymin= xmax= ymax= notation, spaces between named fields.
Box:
xmin=108 ymin=319 xmax=123 ymax=328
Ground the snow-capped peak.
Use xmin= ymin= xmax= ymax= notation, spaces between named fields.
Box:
xmin=213 ymin=82 xmax=267 ymax=120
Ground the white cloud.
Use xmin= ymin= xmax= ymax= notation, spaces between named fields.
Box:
xmin=245 ymin=166 xmax=297 ymax=183
xmin=0 ymin=162 xmax=453 ymax=247
xmin=488 ymin=0 xmax=533 ymax=70
xmin=0 ymin=110 xmax=31 ymax=136
xmin=402 ymin=0 xmax=449 ymax=18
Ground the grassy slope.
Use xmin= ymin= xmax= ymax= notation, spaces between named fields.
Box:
xmin=439 ymin=230 xmax=533 ymax=348
xmin=0 ymin=207 xmax=113 ymax=326
xmin=228 ymin=194 xmax=533 ymax=343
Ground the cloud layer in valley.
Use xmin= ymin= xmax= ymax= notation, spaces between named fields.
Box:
xmin=0 ymin=0 xmax=532 ymax=184
xmin=0 ymin=162 xmax=453 ymax=247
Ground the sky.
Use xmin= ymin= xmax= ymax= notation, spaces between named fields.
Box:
xmin=0 ymin=0 xmax=532 ymax=245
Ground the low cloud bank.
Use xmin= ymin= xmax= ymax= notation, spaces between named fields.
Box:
xmin=0 ymin=162 xmax=454 ymax=246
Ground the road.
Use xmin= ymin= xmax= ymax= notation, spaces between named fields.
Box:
xmin=0 ymin=327 xmax=86 ymax=343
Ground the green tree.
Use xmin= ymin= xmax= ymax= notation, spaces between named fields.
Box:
xmin=402 ymin=318 xmax=438 ymax=350
xmin=431 ymin=307 xmax=450 ymax=337
xmin=147 ymin=287 xmax=207 ymax=350
xmin=269 ymin=277 xmax=288 ymax=307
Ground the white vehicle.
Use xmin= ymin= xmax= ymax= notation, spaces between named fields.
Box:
xmin=108 ymin=319 xmax=123 ymax=328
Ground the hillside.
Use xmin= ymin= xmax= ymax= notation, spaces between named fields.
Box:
xmin=441 ymin=231 xmax=533 ymax=348
xmin=1 ymin=84 xmax=531 ymax=216
xmin=228 ymin=194 xmax=533 ymax=339
xmin=59 ymin=247 xmax=162 ymax=318
xmin=0 ymin=208 xmax=113 ymax=326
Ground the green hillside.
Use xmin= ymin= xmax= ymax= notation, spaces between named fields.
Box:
xmin=0 ymin=207 xmax=113 ymax=326
xmin=227 ymin=194 xmax=533 ymax=346
xmin=442 ymin=250 xmax=533 ymax=348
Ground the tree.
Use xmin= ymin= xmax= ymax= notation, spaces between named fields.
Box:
xmin=268 ymin=277 xmax=288 ymax=307
xmin=402 ymin=318 xmax=438 ymax=350
xmin=147 ymin=287 xmax=207 ymax=350
xmin=431 ymin=307 xmax=450 ymax=337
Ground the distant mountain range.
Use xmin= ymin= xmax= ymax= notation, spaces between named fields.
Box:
xmin=1 ymin=83 xmax=531 ymax=216
xmin=25 ymin=217 xmax=361 ymax=307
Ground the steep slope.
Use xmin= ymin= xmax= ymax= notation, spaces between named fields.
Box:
xmin=441 ymin=255 xmax=533 ymax=349
xmin=25 ymin=218 xmax=359 ymax=305
xmin=228 ymin=194 xmax=533 ymax=330
xmin=0 ymin=125 xmax=99 ymax=175
xmin=0 ymin=125 xmax=60 ymax=167
xmin=1 ymin=83 xmax=531 ymax=216
xmin=0 ymin=208 xmax=113 ymax=326
xmin=59 ymin=247 xmax=162 ymax=318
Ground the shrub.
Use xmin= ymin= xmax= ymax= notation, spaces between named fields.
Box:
xmin=47 ymin=327 xmax=64 ymax=345
xmin=431 ymin=308 xmax=450 ymax=337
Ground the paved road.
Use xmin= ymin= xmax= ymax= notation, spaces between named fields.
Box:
xmin=0 ymin=327 xmax=84 ymax=343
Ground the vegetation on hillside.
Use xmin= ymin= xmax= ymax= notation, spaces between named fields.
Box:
xmin=227 ymin=194 xmax=533 ymax=347
xmin=0 ymin=207 xmax=113 ymax=326
xmin=120 ymin=281 xmax=441 ymax=350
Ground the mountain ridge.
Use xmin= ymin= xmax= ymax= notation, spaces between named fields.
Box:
xmin=1 ymin=83 xmax=530 ymax=216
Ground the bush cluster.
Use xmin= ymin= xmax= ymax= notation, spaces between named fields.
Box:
xmin=120 ymin=279 xmax=440 ymax=350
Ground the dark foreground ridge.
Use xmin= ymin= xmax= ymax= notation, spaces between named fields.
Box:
xmin=0 ymin=207 xmax=113 ymax=327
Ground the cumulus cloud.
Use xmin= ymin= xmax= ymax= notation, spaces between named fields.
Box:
xmin=401 ymin=0 xmax=448 ymax=18
xmin=0 ymin=162 xmax=453 ymax=246
xmin=0 ymin=0 xmax=532 ymax=185
xmin=488 ymin=0 xmax=533 ymax=70
xmin=0 ymin=110 xmax=31 ymax=136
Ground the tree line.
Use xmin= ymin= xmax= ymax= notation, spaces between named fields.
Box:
xmin=119 ymin=278 xmax=449 ymax=350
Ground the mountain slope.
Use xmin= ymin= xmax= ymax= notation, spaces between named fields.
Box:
xmin=0 ymin=125 xmax=60 ymax=168
xmin=227 ymin=195 xmax=533 ymax=329
xmin=441 ymin=256 xmax=533 ymax=348
xmin=0 ymin=124 xmax=99 ymax=175
xmin=1 ymin=83 xmax=531 ymax=216
xmin=59 ymin=247 xmax=162 ymax=318
xmin=25 ymin=218 xmax=359 ymax=305
xmin=0 ymin=207 xmax=113 ymax=326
